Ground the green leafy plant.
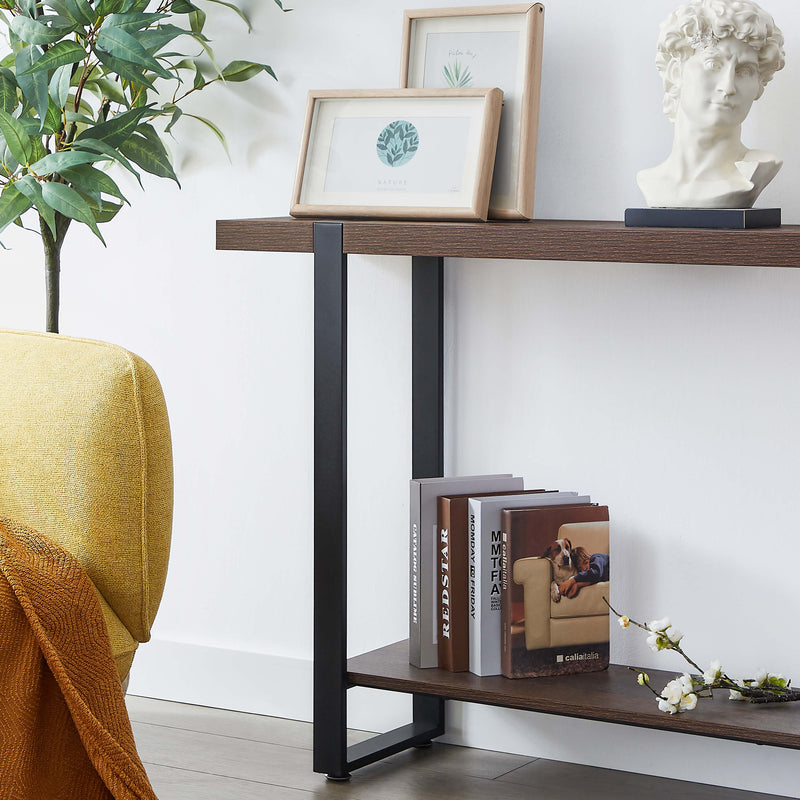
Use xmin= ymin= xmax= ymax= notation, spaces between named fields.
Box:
xmin=0 ymin=0 xmax=285 ymax=332
xmin=442 ymin=60 xmax=472 ymax=88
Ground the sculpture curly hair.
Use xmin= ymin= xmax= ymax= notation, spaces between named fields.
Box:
xmin=656 ymin=0 xmax=785 ymax=120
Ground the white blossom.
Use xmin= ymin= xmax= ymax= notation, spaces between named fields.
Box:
xmin=703 ymin=659 xmax=722 ymax=685
xmin=612 ymin=605 xmax=796 ymax=714
xmin=658 ymin=697 xmax=679 ymax=714
xmin=666 ymin=626 xmax=683 ymax=644
xmin=661 ymin=679 xmax=684 ymax=705
xmin=658 ymin=676 xmax=697 ymax=714
xmin=729 ymin=679 xmax=746 ymax=701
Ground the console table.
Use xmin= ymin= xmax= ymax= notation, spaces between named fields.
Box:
xmin=216 ymin=217 xmax=800 ymax=786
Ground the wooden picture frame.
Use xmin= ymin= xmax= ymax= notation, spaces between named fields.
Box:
xmin=401 ymin=4 xmax=544 ymax=219
xmin=290 ymin=89 xmax=503 ymax=221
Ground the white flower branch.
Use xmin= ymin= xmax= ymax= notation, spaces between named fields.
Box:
xmin=605 ymin=599 xmax=800 ymax=714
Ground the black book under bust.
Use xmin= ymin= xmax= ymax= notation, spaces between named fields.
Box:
xmin=625 ymin=207 xmax=781 ymax=230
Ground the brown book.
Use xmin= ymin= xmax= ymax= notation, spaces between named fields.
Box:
xmin=500 ymin=504 xmax=610 ymax=679
xmin=436 ymin=489 xmax=547 ymax=672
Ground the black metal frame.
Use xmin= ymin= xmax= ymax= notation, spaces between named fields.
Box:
xmin=313 ymin=222 xmax=446 ymax=779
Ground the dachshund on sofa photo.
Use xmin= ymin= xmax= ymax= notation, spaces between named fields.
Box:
xmin=541 ymin=538 xmax=609 ymax=602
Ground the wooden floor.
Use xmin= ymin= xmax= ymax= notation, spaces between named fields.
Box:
xmin=127 ymin=696 xmax=790 ymax=800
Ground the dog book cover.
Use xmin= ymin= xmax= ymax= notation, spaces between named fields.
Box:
xmin=500 ymin=504 xmax=610 ymax=679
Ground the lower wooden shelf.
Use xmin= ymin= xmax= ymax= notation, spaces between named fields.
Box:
xmin=348 ymin=640 xmax=800 ymax=750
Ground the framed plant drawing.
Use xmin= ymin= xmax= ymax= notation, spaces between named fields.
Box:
xmin=401 ymin=4 xmax=545 ymax=219
xmin=290 ymin=89 xmax=503 ymax=221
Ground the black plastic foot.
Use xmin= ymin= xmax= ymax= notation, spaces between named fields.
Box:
xmin=413 ymin=741 xmax=433 ymax=749
xmin=326 ymin=773 xmax=351 ymax=782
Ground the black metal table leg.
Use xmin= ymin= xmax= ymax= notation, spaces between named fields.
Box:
xmin=411 ymin=255 xmax=444 ymax=479
xmin=313 ymin=222 xmax=349 ymax=779
xmin=312 ymin=238 xmax=445 ymax=779
xmin=411 ymin=255 xmax=447 ymax=741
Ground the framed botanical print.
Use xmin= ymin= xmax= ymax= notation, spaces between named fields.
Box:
xmin=401 ymin=4 xmax=544 ymax=219
xmin=290 ymin=88 xmax=503 ymax=221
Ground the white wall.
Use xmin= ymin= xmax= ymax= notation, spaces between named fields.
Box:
xmin=2 ymin=0 xmax=800 ymax=795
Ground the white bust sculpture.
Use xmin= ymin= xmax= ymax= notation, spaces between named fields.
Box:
xmin=637 ymin=0 xmax=785 ymax=209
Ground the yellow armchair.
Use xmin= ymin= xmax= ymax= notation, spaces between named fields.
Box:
xmin=0 ymin=329 xmax=173 ymax=683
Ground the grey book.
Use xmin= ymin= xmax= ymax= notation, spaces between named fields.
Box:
xmin=409 ymin=474 xmax=523 ymax=668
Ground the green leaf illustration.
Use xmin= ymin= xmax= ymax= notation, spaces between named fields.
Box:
xmin=376 ymin=120 xmax=419 ymax=168
xmin=442 ymin=60 xmax=474 ymax=88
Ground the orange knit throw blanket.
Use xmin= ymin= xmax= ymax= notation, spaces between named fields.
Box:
xmin=0 ymin=517 xmax=158 ymax=799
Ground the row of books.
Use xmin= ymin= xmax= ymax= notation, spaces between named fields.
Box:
xmin=409 ymin=474 xmax=610 ymax=679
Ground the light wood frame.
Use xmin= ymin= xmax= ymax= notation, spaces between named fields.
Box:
xmin=401 ymin=4 xmax=544 ymax=219
xmin=290 ymin=88 xmax=503 ymax=222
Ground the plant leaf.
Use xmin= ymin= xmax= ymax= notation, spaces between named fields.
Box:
xmin=0 ymin=68 xmax=17 ymax=114
xmin=75 ymin=105 xmax=149 ymax=146
xmin=0 ymin=109 xmax=32 ymax=164
xmin=102 ymin=12 xmax=168 ymax=32
xmin=83 ymin=75 xmax=129 ymax=106
xmin=187 ymin=6 xmax=206 ymax=35
xmin=0 ymin=134 xmax=21 ymax=176
xmin=30 ymin=148 xmax=108 ymax=176
xmin=183 ymin=112 xmax=228 ymax=155
xmin=121 ymin=0 xmax=151 ymax=11
xmin=41 ymin=180 xmax=105 ymax=242
xmin=137 ymin=24 xmax=187 ymax=56
xmin=0 ymin=182 xmax=34 ymax=234
xmin=205 ymin=0 xmax=252 ymax=31
xmin=14 ymin=173 xmax=57 ymax=236
xmin=10 ymin=15 xmax=75 ymax=46
xmin=58 ymin=162 xmax=129 ymax=204
xmin=43 ymin=97 xmax=63 ymax=136
xmin=83 ymin=195 xmax=123 ymax=223
xmin=20 ymin=40 xmax=86 ymax=75
xmin=117 ymin=129 xmax=178 ymax=184
xmin=173 ymin=57 xmax=205 ymax=89
xmin=94 ymin=48 xmax=155 ymax=89
xmin=65 ymin=110 xmax=96 ymax=125
xmin=71 ymin=136 xmax=142 ymax=183
xmin=15 ymin=46 xmax=49 ymax=127
xmin=95 ymin=0 xmax=125 ymax=14
xmin=96 ymin=26 xmax=175 ymax=81
xmin=49 ymin=63 xmax=73 ymax=108
xmin=220 ymin=60 xmax=276 ymax=82
xmin=45 ymin=0 xmax=72 ymax=17
xmin=163 ymin=102 xmax=182 ymax=133
xmin=63 ymin=0 xmax=97 ymax=26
